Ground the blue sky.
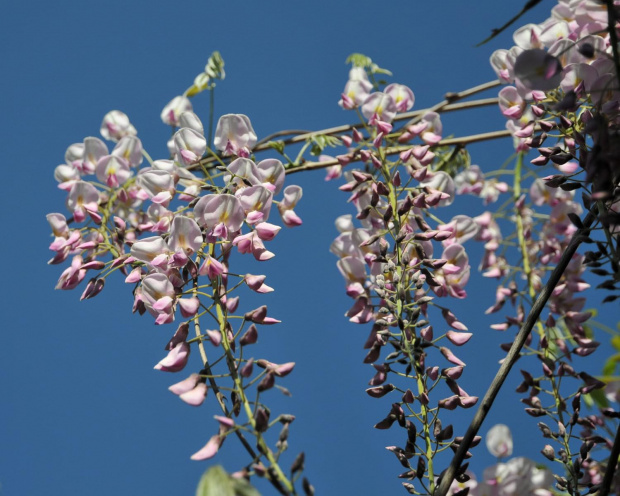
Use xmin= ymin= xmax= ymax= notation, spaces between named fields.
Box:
xmin=1 ymin=1 xmax=615 ymax=495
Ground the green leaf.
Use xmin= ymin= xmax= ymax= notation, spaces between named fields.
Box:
xmin=345 ymin=53 xmax=373 ymax=68
xmin=611 ymin=336 xmax=620 ymax=351
xmin=230 ymin=478 xmax=261 ymax=496
xmin=206 ymin=51 xmax=225 ymax=80
xmin=268 ymin=140 xmax=285 ymax=155
xmin=369 ymin=63 xmax=392 ymax=77
xmin=586 ymin=388 xmax=609 ymax=409
xmin=309 ymin=134 xmax=341 ymax=156
xmin=195 ymin=466 xmax=235 ymax=496
xmin=603 ymin=353 xmax=620 ymax=376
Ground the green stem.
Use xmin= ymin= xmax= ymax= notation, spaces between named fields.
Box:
xmin=208 ymin=87 xmax=215 ymax=150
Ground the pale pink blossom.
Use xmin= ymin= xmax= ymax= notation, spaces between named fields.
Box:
xmin=236 ymin=185 xmax=273 ymax=224
xmin=179 ymin=382 xmax=208 ymax=406
xmin=55 ymin=255 xmax=87 ymax=290
xmin=168 ymin=215 xmax=203 ymax=255
xmin=384 ymin=83 xmax=415 ymax=112
xmin=190 ymin=435 xmax=222 ymax=460
xmin=141 ymin=273 xmax=176 ymax=324
xmin=155 ymin=341 xmax=190 ymax=372
xmin=490 ymin=48 xmax=518 ymax=83
xmin=161 ymin=96 xmax=192 ymax=127
xmin=256 ymin=158 xmax=286 ymax=194
xmin=361 ymin=92 xmax=397 ymax=123
xmin=136 ymin=169 xmax=175 ymax=205
xmin=232 ymin=231 xmax=275 ymax=261
xmin=198 ymin=254 xmax=226 ymax=279
xmin=339 ymin=80 xmax=372 ymax=109
xmin=223 ymin=157 xmax=262 ymax=191
xmin=66 ymin=181 xmax=99 ymax=223
xmin=173 ymin=127 xmax=206 ymax=166
xmin=112 ymin=136 xmax=143 ymax=168
xmin=178 ymin=111 xmax=204 ymax=135
xmin=420 ymin=171 xmax=455 ymax=206
xmin=513 ymin=23 xmax=543 ymax=49
xmin=65 ymin=142 xmax=84 ymax=168
xmin=54 ymin=163 xmax=80 ymax=187
xmin=480 ymin=457 xmax=553 ymax=496
xmin=254 ymin=222 xmax=281 ymax=241
xmin=486 ymin=424 xmax=513 ymax=458
xmin=278 ymin=185 xmax=303 ymax=227
xmin=194 ymin=194 xmax=245 ymax=238
xmin=100 ymin=110 xmax=137 ymax=142
xmin=245 ymin=274 xmax=274 ymax=293
xmin=513 ymin=49 xmax=563 ymax=91
xmin=95 ymin=155 xmax=131 ymax=188
xmin=213 ymin=114 xmax=257 ymax=156
xmin=82 ymin=137 xmax=108 ymax=174
xmin=130 ymin=236 xmax=168 ymax=265
xmin=47 ymin=213 xmax=69 ymax=238
xmin=498 ymin=86 xmax=526 ymax=119
xmin=169 ymin=373 xmax=201 ymax=395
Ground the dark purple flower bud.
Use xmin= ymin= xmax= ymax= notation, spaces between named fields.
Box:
xmin=240 ymin=324 xmax=258 ymax=346
xmin=165 ymin=322 xmax=189 ymax=351
xmin=257 ymin=372 xmax=275 ymax=392
xmin=375 ymin=416 xmax=397 ymax=429
xmin=366 ymin=384 xmax=395 ymax=398
xmin=254 ymin=407 xmax=269 ymax=432
xmin=530 ymin=155 xmax=549 ymax=166
xmin=240 ymin=358 xmax=254 ymax=378
xmin=291 ymin=452 xmax=305 ymax=474
xmin=541 ymin=444 xmax=555 ymax=461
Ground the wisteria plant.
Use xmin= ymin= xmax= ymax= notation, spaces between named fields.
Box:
xmin=46 ymin=1 xmax=620 ymax=495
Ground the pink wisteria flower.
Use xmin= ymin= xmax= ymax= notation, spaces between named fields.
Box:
xmin=513 ymin=48 xmax=563 ymax=91
xmin=141 ymin=273 xmax=176 ymax=325
xmin=154 ymin=341 xmax=190 ymax=372
xmin=384 ymin=83 xmax=415 ymax=112
xmin=100 ymin=110 xmax=137 ymax=142
xmin=256 ymin=158 xmax=286 ymax=194
xmin=223 ymin=157 xmax=262 ymax=191
xmin=168 ymin=215 xmax=203 ymax=255
xmin=112 ymin=136 xmax=143 ymax=168
xmin=136 ymin=169 xmax=175 ymax=205
xmin=82 ymin=137 xmax=108 ymax=174
xmin=361 ymin=92 xmax=397 ymax=124
xmin=161 ymin=96 xmax=192 ymax=127
xmin=194 ymin=194 xmax=246 ymax=238
xmin=486 ymin=424 xmax=513 ymax=458
xmin=213 ymin=114 xmax=257 ymax=157
xmin=277 ymin=185 xmax=303 ymax=227
xmin=66 ymin=181 xmax=99 ymax=223
xmin=339 ymin=80 xmax=373 ymax=109
xmin=173 ymin=127 xmax=206 ymax=166
xmin=408 ymin=111 xmax=443 ymax=145
xmin=479 ymin=457 xmax=553 ymax=496
xmin=95 ymin=155 xmax=132 ymax=188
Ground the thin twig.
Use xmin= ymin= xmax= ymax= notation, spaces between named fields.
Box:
xmin=476 ymin=0 xmax=544 ymax=46
xmin=190 ymin=80 xmax=501 ymax=173
xmin=285 ymin=129 xmax=512 ymax=175
xmin=433 ymin=208 xmax=598 ymax=496
xmin=597 ymin=421 xmax=620 ymax=496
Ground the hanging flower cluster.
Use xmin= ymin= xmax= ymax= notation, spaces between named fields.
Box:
xmin=47 ymin=52 xmax=308 ymax=494
xmin=44 ymin=4 xmax=620 ymax=494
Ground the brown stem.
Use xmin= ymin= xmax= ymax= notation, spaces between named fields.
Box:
xmin=597 ymin=420 xmax=620 ymax=496
xmin=190 ymin=79 xmax=501 ymax=173
xmin=433 ymin=208 xmax=597 ymax=496
xmin=285 ymin=129 xmax=512 ymax=175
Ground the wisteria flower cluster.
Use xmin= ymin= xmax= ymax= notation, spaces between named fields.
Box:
xmin=46 ymin=1 xmax=620 ymax=494
xmin=48 ymin=52 xmax=307 ymax=494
